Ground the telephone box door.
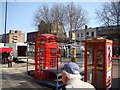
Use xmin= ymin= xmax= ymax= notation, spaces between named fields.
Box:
xmin=84 ymin=37 xmax=113 ymax=89
xmin=85 ymin=43 xmax=104 ymax=88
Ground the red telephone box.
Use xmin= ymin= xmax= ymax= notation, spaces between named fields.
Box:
xmin=34 ymin=34 xmax=58 ymax=79
xmin=84 ymin=37 xmax=113 ymax=89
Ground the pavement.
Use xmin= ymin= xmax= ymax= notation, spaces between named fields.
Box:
xmin=1 ymin=58 xmax=120 ymax=89
xmin=2 ymin=62 xmax=52 ymax=89
xmin=112 ymin=60 xmax=120 ymax=89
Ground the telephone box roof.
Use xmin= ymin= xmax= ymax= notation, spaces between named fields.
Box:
xmin=36 ymin=34 xmax=57 ymax=41
xmin=84 ymin=37 xmax=113 ymax=43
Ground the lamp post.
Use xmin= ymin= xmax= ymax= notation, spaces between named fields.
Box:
xmin=4 ymin=0 xmax=7 ymax=46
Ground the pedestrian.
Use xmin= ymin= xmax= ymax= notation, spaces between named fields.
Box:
xmin=8 ymin=52 xmax=13 ymax=68
xmin=59 ymin=62 xmax=95 ymax=89
xmin=2 ymin=52 xmax=9 ymax=64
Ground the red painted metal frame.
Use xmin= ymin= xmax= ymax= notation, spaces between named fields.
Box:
xmin=84 ymin=44 xmax=88 ymax=82
xmin=34 ymin=34 xmax=58 ymax=80
xmin=84 ymin=37 xmax=113 ymax=89
xmin=103 ymin=43 xmax=107 ymax=88
xmin=34 ymin=40 xmax=41 ymax=79
xmin=93 ymin=45 xmax=97 ymax=87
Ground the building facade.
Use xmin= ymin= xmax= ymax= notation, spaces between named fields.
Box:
xmin=70 ymin=27 xmax=97 ymax=43
xmin=2 ymin=30 xmax=25 ymax=43
xmin=27 ymin=31 xmax=38 ymax=43
xmin=97 ymin=25 xmax=120 ymax=56
xmin=97 ymin=25 xmax=120 ymax=41
xmin=38 ymin=21 xmax=66 ymax=38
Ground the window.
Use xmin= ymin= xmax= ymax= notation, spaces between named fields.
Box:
xmin=91 ymin=32 xmax=94 ymax=37
xmin=77 ymin=33 xmax=79 ymax=37
xmin=81 ymin=33 xmax=83 ymax=37
xmin=87 ymin=32 xmax=89 ymax=35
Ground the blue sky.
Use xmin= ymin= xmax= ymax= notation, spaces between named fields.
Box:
xmin=1 ymin=1 xmax=107 ymax=39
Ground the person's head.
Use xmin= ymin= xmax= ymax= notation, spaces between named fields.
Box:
xmin=9 ymin=52 xmax=11 ymax=55
xmin=59 ymin=62 xmax=81 ymax=83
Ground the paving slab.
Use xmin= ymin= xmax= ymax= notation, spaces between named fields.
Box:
xmin=2 ymin=62 xmax=52 ymax=89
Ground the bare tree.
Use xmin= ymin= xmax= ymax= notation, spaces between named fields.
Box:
xmin=65 ymin=2 xmax=87 ymax=37
xmin=50 ymin=3 xmax=66 ymax=32
xmin=50 ymin=3 xmax=65 ymax=24
xmin=33 ymin=4 xmax=51 ymax=27
xmin=96 ymin=1 xmax=120 ymax=26
xmin=33 ymin=3 xmax=87 ymax=34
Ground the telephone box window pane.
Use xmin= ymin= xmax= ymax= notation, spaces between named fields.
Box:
xmin=97 ymin=45 xmax=104 ymax=67
xmin=39 ymin=46 xmax=44 ymax=50
xmin=88 ymin=45 xmax=94 ymax=65
xmin=96 ymin=45 xmax=104 ymax=88
xmin=50 ymin=48 xmax=56 ymax=56
xmin=50 ymin=57 xmax=56 ymax=67
xmin=50 ymin=48 xmax=56 ymax=51
xmin=87 ymin=45 xmax=94 ymax=84
xmin=50 ymin=53 xmax=56 ymax=56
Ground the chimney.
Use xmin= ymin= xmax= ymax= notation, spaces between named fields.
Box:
xmin=85 ymin=25 xmax=87 ymax=29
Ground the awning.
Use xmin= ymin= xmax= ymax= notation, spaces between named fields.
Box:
xmin=0 ymin=47 xmax=12 ymax=52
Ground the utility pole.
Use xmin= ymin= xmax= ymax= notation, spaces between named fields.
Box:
xmin=4 ymin=0 xmax=7 ymax=46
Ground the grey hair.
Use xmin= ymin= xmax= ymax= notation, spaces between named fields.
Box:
xmin=62 ymin=70 xmax=81 ymax=80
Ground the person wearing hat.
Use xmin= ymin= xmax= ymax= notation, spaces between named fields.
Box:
xmin=59 ymin=62 xmax=95 ymax=89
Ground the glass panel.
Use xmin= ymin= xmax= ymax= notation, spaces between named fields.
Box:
xmin=50 ymin=48 xmax=56 ymax=51
xmin=96 ymin=45 xmax=104 ymax=88
xmin=87 ymin=45 xmax=94 ymax=84
xmin=50 ymin=48 xmax=57 ymax=67
xmin=50 ymin=48 xmax=56 ymax=56
xmin=97 ymin=45 xmax=104 ymax=67
xmin=50 ymin=57 xmax=56 ymax=66
xmin=39 ymin=46 xmax=45 ymax=66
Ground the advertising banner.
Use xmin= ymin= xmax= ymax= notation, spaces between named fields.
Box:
xmin=106 ymin=45 xmax=112 ymax=87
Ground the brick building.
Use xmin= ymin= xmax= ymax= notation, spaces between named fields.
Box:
xmin=2 ymin=30 xmax=25 ymax=43
xmin=27 ymin=31 xmax=38 ymax=43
